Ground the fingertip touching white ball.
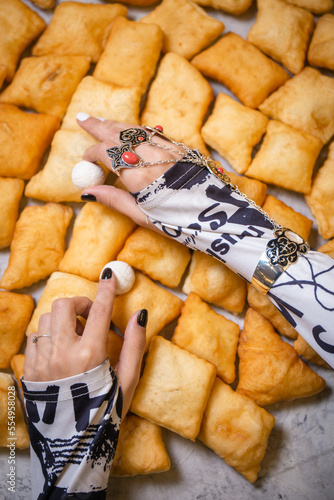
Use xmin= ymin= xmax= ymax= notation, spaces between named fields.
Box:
xmin=100 ymin=261 xmax=135 ymax=295
xmin=71 ymin=161 xmax=106 ymax=189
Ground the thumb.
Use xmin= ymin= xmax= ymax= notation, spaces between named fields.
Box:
xmin=81 ymin=184 xmax=151 ymax=227
xmin=116 ymin=309 xmax=147 ymax=418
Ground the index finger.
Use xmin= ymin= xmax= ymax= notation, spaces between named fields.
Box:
xmin=83 ymin=268 xmax=116 ymax=346
xmin=76 ymin=114 xmax=139 ymax=143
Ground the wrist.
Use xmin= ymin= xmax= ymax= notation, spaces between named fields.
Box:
xmin=22 ymin=358 xmax=110 ymax=387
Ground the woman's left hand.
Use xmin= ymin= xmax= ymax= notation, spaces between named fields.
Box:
xmin=24 ymin=269 xmax=147 ymax=417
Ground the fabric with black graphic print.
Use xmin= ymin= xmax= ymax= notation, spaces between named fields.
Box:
xmin=132 ymin=159 xmax=334 ymax=368
xmin=22 ymin=359 xmax=122 ymax=499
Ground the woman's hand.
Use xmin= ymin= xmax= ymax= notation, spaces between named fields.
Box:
xmin=24 ymin=269 xmax=147 ymax=417
xmin=77 ymin=115 xmax=184 ymax=228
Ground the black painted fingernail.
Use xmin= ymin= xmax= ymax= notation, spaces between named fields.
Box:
xmin=101 ymin=267 xmax=112 ymax=280
xmin=137 ymin=309 xmax=148 ymax=327
xmin=81 ymin=193 xmax=97 ymax=202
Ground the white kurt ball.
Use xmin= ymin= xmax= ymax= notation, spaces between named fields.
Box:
xmin=71 ymin=161 xmax=106 ymax=189
xmin=100 ymin=261 xmax=135 ymax=295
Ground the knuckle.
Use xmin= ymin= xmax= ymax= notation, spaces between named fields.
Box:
xmin=79 ymin=297 xmax=93 ymax=317
xmin=38 ymin=312 xmax=51 ymax=327
xmin=102 ymin=141 xmax=114 ymax=156
xmin=105 ymin=195 xmax=117 ymax=211
xmin=77 ymin=346 xmax=94 ymax=363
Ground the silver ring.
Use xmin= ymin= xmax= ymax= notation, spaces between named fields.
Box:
xmin=251 ymin=227 xmax=309 ymax=294
xmin=32 ymin=334 xmax=52 ymax=344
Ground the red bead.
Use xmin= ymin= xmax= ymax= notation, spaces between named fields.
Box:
xmin=155 ymin=125 xmax=163 ymax=132
xmin=217 ymin=167 xmax=224 ymax=174
xmin=122 ymin=151 xmax=139 ymax=165
xmin=138 ymin=136 xmax=144 ymax=141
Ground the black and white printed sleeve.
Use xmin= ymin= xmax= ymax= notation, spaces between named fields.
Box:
xmin=132 ymin=158 xmax=334 ymax=368
xmin=22 ymin=359 xmax=122 ymax=499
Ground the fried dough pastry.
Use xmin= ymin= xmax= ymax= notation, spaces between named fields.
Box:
xmin=172 ymin=292 xmax=240 ymax=384
xmin=294 ymin=334 xmax=331 ymax=368
xmin=308 ymin=14 xmax=334 ymax=71
xmin=141 ymin=52 xmax=213 ymax=154
xmin=0 ymin=203 xmax=73 ymax=290
xmin=202 ymin=94 xmax=269 ymax=174
xmin=191 ymin=0 xmax=252 ymax=15
xmin=198 ymin=378 xmax=275 ymax=483
xmin=140 ymin=0 xmax=224 ymax=60
xmin=246 ymin=120 xmax=323 ymax=194
xmin=258 ymin=67 xmax=334 ymax=144
xmin=10 ymin=354 xmax=25 ymax=393
xmin=94 ymin=17 xmax=163 ymax=95
xmin=30 ymin=0 xmax=56 ymax=9
xmin=111 ymin=272 xmax=183 ymax=351
xmin=247 ymin=284 xmax=298 ymax=340
xmin=0 ymin=104 xmax=60 ymax=180
xmin=183 ymin=251 xmax=247 ymax=314
xmin=131 ymin=336 xmax=216 ymax=441
xmin=117 ymin=226 xmax=191 ymax=288
xmin=0 ymin=292 xmax=34 ymax=369
xmin=0 ymin=0 xmax=46 ymax=82
xmin=286 ymin=0 xmax=333 ymax=14
xmin=227 ymin=172 xmax=267 ymax=207
xmin=236 ymin=308 xmax=326 ymax=406
xmin=32 ymin=1 xmax=128 ymax=63
xmin=305 ymin=141 xmax=334 ymax=240
xmin=111 ymin=414 xmax=170 ymax=476
xmin=0 ymin=65 xmax=6 ymax=90
xmin=59 ymin=202 xmax=137 ymax=282
xmin=115 ymin=0 xmax=158 ymax=5
xmin=0 ymin=55 xmax=90 ymax=118
xmin=0 ymin=177 xmax=24 ymax=249
xmin=318 ymin=239 xmax=334 ymax=259
xmin=61 ymin=76 xmax=141 ymax=132
xmin=262 ymin=195 xmax=313 ymax=241
xmin=0 ymin=373 xmax=30 ymax=449
xmin=247 ymin=0 xmax=314 ymax=74
xmin=27 ymin=272 xmax=98 ymax=335
xmin=106 ymin=330 xmax=124 ymax=368
xmin=25 ymin=130 xmax=102 ymax=202
xmin=192 ymin=32 xmax=290 ymax=109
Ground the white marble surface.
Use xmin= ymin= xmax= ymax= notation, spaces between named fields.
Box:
xmin=1 ymin=0 xmax=334 ymax=499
